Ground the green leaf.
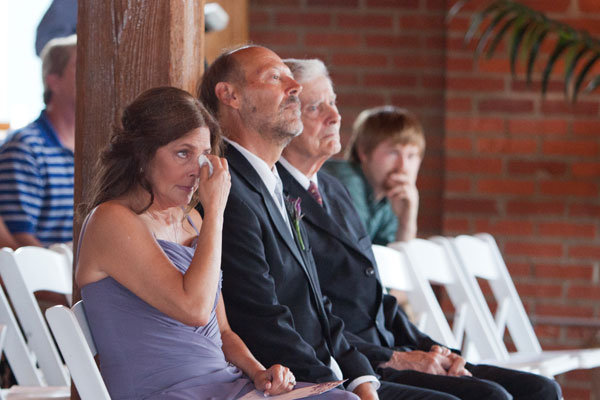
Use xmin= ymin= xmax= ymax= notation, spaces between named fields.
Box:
xmin=474 ymin=8 xmax=513 ymax=57
xmin=485 ymin=15 xmax=520 ymax=59
xmin=465 ymin=2 xmax=504 ymax=44
xmin=564 ymin=45 xmax=589 ymax=99
xmin=520 ymin=23 xmax=540 ymax=60
xmin=573 ymin=53 xmax=600 ymax=101
xmin=541 ymin=38 xmax=575 ymax=96
xmin=526 ymin=28 xmax=548 ymax=83
xmin=509 ymin=17 xmax=533 ymax=76
xmin=460 ymin=0 xmax=600 ymax=102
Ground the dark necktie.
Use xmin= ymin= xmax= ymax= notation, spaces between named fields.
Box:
xmin=308 ymin=181 xmax=323 ymax=206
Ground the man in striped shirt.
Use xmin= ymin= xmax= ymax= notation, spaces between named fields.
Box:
xmin=0 ymin=35 xmax=76 ymax=247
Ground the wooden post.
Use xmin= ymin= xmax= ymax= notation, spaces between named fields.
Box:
xmin=74 ymin=0 xmax=204 ymax=279
xmin=72 ymin=0 xmax=204 ymax=397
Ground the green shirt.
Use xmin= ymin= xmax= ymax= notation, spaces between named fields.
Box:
xmin=323 ymin=160 xmax=397 ymax=246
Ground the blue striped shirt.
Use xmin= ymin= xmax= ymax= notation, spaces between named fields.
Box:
xmin=0 ymin=111 xmax=74 ymax=246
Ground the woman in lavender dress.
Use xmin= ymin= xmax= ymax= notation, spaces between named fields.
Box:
xmin=76 ymin=87 xmax=356 ymax=400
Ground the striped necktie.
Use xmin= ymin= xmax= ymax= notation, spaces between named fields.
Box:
xmin=308 ymin=181 xmax=323 ymax=206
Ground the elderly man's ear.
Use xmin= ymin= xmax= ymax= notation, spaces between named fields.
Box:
xmin=215 ymin=82 xmax=240 ymax=109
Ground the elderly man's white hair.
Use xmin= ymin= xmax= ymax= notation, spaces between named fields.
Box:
xmin=283 ymin=58 xmax=331 ymax=84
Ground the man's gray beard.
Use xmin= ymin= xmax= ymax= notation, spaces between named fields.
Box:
xmin=240 ymin=95 xmax=303 ymax=145
xmin=254 ymin=113 xmax=303 ymax=147
xmin=272 ymin=119 xmax=303 ymax=146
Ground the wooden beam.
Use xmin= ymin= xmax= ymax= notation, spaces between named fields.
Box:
xmin=72 ymin=2 xmax=204 ymax=397
xmin=74 ymin=0 xmax=204 ymax=291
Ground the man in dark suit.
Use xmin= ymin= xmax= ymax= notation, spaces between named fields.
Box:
xmin=277 ymin=58 xmax=562 ymax=400
xmin=198 ymin=46 xmax=464 ymax=400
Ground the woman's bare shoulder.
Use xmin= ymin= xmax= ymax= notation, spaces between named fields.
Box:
xmin=80 ymin=201 xmax=154 ymax=258
xmin=87 ymin=201 xmax=145 ymax=233
xmin=92 ymin=200 xmax=136 ymax=220
xmin=77 ymin=201 xmax=151 ymax=286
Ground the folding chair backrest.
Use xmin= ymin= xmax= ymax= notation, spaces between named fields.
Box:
xmin=451 ymin=233 xmax=542 ymax=355
xmin=46 ymin=302 xmax=110 ymax=400
xmin=372 ymin=244 xmax=458 ymax=349
xmin=47 ymin=243 xmax=74 ymax=306
xmin=7 ymin=246 xmax=72 ymax=294
xmin=372 ymin=244 xmax=413 ymax=292
xmin=0 ymin=247 xmax=71 ymax=386
xmin=389 ymin=239 xmax=506 ymax=361
xmin=0 ymin=287 xmax=45 ymax=386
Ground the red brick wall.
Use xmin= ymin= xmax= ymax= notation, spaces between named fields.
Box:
xmin=249 ymin=0 xmax=599 ymax=397
xmin=446 ymin=1 xmax=600 ymax=397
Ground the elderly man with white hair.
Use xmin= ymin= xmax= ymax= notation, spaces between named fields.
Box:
xmin=277 ymin=57 xmax=562 ymax=400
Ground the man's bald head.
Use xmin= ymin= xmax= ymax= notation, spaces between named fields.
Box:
xmin=198 ymin=45 xmax=267 ymax=117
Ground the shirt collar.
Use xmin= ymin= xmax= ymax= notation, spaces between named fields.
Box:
xmin=225 ymin=137 xmax=280 ymax=196
xmin=38 ymin=110 xmax=72 ymax=153
xmin=279 ymin=157 xmax=319 ymax=191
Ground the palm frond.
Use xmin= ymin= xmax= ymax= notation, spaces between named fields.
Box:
xmin=541 ymin=38 xmax=575 ymax=96
xmin=574 ymin=53 xmax=600 ymax=102
xmin=450 ymin=0 xmax=600 ymax=102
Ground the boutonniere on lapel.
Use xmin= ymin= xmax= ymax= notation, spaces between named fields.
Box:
xmin=285 ymin=196 xmax=306 ymax=250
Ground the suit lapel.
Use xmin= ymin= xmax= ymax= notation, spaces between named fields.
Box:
xmin=279 ymin=165 xmax=369 ymax=258
xmin=225 ymin=145 xmax=311 ymax=276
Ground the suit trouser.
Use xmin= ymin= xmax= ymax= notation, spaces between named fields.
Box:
xmin=378 ymin=380 xmax=460 ymax=400
xmin=377 ymin=363 xmax=562 ymax=400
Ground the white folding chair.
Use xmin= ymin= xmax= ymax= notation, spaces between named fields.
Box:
xmin=385 ymin=239 xmax=506 ymax=363
xmin=47 ymin=244 xmax=73 ymax=306
xmin=0 ymin=287 xmax=44 ymax=386
xmin=46 ymin=302 xmax=111 ymax=400
xmin=0 ymin=247 xmax=71 ymax=386
xmin=448 ymin=233 xmax=598 ymax=376
xmin=372 ymin=244 xmax=459 ymax=349
xmin=0 ymin=315 xmax=69 ymax=399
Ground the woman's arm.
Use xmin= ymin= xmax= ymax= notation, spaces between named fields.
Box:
xmin=77 ymin=156 xmax=230 ymax=326
xmin=215 ymin=296 xmax=295 ymax=395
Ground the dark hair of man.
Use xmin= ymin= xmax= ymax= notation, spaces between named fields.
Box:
xmin=197 ymin=45 xmax=259 ymax=117
xmin=80 ymin=86 xmax=222 ymax=219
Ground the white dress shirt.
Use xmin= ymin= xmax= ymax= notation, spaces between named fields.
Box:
xmin=225 ymin=139 xmax=292 ymax=237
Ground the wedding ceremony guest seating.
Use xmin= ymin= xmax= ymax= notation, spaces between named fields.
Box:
xmin=447 ymin=233 xmax=600 ymax=375
xmin=46 ymin=244 xmax=73 ymax=306
xmin=371 ymin=244 xmax=456 ymax=347
xmin=0 ymin=247 xmax=71 ymax=387
xmin=375 ymin=239 xmax=575 ymax=377
xmin=0 ymin=288 xmax=44 ymax=386
xmin=387 ymin=239 xmax=504 ymax=363
xmin=46 ymin=301 xmax=111 ymax=400
xmin=0 ymin=288 xmax=69 ymax=398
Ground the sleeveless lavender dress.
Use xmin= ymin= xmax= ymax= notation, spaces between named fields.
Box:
xmin=79 ymin=214 xmax=358 ymax=400
xmin=80 ymin=234 xmax=255 ymax=399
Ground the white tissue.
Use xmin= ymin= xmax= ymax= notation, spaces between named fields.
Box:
xmin=198 ymin=154 xmax=214 ymax=177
